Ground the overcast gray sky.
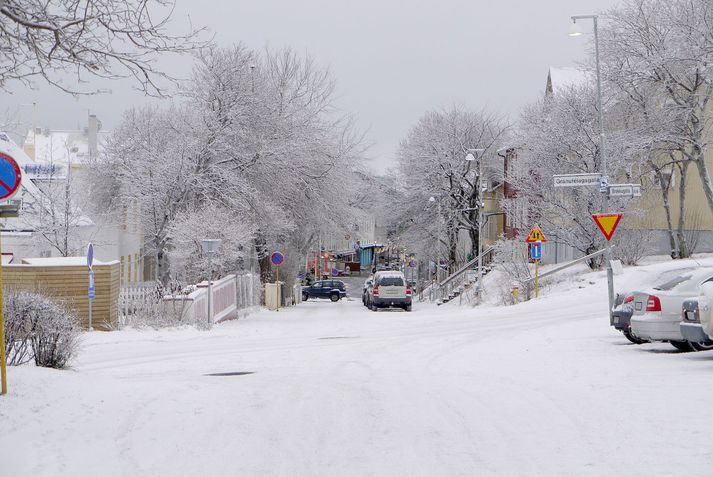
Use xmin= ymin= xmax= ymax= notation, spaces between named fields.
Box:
xmin=4 ymin=0 xmax=619 ymax=173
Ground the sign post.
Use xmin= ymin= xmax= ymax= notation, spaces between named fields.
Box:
xmin=0 ymin=152 xmax=22 ymax=396
xmin=525 ymin=225 xmax=548 ymax=300
xmin=271 ymin=251 xmax=285 ymax=311
xmin=530 ymin=241 xmax=542 ymax=298
xmin=87 ymin=243 xmax=94 ymax=331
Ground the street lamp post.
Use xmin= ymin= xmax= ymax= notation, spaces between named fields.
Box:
xmin=428 ymin=196 xmax=442 ymax=287
xmin=570 ymin=14 xmax=615 ymax=319
xmin=200 ymin=239 xmax=222 ymax=329
xmin=466 ymin=148 xmax=486 ymax=301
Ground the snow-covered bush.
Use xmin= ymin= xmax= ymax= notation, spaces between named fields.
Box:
xmin=3 ymin=289 xmax=34 ymax=365
xmin=2 ymin=289 xmax=80 ymax=369
xmin=491 ymin=239 xmax=532 ymax=305
xmin=612 ymin=227 xmax=657 ymax=266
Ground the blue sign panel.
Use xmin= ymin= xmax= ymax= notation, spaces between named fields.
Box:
xmin=88 ymin=270 xmax=95 ymax=300
xmin=531 ymin=242 xmax=542 ymax=261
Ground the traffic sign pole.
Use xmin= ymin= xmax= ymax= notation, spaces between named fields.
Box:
xmin=0 ymin=153 xmax=22 ymax=396
xmin=0 ymin=233 xmax=6 ymax=395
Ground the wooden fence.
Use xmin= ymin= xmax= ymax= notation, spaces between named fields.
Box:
xmin=2 ymin=261 xmax=121 ymax=330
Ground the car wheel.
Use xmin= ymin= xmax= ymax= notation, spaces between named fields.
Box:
xmin=330 ymin=293 xmax=339 ymax=302
xmin=405 ymin=304 xmax=412 ymax=312
xmin=690 ymin=341 xmax=713 ymax=352
xmin=670 ymin=340 xmax=694 ymax=352
xmin=371 ymin=304 xmax=378 ymax=312
xmin=302 ymin=293 xmax=308 ymax=301
xmin=623 ymin=328 xmax=648 ymax=344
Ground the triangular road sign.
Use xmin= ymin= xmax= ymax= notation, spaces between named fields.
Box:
xmin=525 ymin=223 xmax=548 ymax=243
xmin=592 ymin=213 xmax=623 ymax=241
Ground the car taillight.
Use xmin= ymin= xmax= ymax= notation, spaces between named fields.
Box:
xmin=406 ymin=287 xmax=412 ymax=296
xmin=646 ymin=295 xmax=661 ymax=312
xmin=373 ymin=286 xmax=379 ymax=296
xmin=624 ymin=295 xmax=634 ymax=304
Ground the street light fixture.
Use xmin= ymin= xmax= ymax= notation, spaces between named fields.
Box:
xmin=568 ymin=20 xmax=585 ymax=37
xmin=569 ymin=13 xmax=616 ymax=319
xmin=200 ymin=239 xmax=222 ymax=329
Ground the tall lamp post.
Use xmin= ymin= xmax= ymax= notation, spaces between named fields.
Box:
xmin=570 ymin=14 xmax=615 ymax=318
xmin=201 ymin=239 xmax=222 ymax=329
xmin=428 ymin=196 xmax=442 ymax=286
xmin=465 ymin=148 xmax=485 ymax=301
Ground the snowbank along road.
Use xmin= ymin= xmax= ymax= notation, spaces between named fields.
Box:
xmin=3 ymin=259 xmax=713 ymax=476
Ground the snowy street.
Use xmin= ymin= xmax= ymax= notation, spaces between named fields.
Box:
xmin=4 ymin=262 xmax=713 ymax=476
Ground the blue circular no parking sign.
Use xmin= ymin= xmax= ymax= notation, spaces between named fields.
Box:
xmin=270 ymin=251 xmax=284 ymax=266
xmin=0 ymin=152 xmax=22 ymax=201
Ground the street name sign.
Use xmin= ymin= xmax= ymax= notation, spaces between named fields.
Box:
xmin=608 ymin=184 xmax=642 ymax=197
xmin=592 ymin=213 xmax=623 ymax=241
xmin=0 ymin=152 xmax=22 ymax=201
xmin=553 ymin=173 xmax=602 ymax=188
xmin=525 ymin=224 xmax=548 ymax=243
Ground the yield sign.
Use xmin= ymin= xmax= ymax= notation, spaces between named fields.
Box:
xmin=525 ymin=223 xmax=548 ymax=243
xmin=592 ymin=213 xmax=623 ymax=241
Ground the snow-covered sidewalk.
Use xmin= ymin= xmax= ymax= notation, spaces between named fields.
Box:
xmin=3 ymin=259 xmax=713 ymax=476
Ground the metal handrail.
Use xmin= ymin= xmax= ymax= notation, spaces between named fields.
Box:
xmin=440 ymin=246 xmax=496 ymax=288
xmin=524 ymin=247 xmax=607 ymax=300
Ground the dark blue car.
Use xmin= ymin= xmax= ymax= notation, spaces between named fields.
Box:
xmin=302 ymin=280 xmax=347 ymax=302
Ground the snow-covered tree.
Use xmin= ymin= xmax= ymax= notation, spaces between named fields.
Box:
xmin=96 ymin=45 xmax=365 ymax=284
xmin=0 ymin=0 xmax=208 ymax=95
xmin=393 ymin=106 xmax=509 ymax=273
xmin=511 ymin=82 xmax=637 ymax=266
xmin=601 ymin=0 xmax=713 ymax=222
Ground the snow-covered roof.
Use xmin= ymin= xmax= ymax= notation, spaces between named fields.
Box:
xmin=24 ymin=129 xmax=109 ymax=165
xmin=0 ymin=133 xmax=47 ymax=199
xmin=546 ymin=67 xmax=591 ymax=96
xmin=20 ymin=257 xmax=113 ymax=266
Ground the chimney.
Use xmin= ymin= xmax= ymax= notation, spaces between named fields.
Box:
xmin=87 ymin=114 xmax=101 ymax=160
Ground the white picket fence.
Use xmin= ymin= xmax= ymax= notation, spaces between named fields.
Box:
xmin=119 ymin=273 xmax=261 ymax=327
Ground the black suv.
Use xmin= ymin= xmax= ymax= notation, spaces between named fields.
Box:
xmin=302 ymin=280 xmax=347 ymax=302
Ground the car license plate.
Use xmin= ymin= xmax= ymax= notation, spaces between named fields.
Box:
xmin=613 ymin=316 xmax=619 ymax=324
xmin=686 ymin=311 xmax=696 ymax=321
xmin=635 ymin=302 xmax=642 ymax=311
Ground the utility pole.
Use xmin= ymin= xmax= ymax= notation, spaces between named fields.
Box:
xmin=571 ymin=14 xmax=615 ymax=319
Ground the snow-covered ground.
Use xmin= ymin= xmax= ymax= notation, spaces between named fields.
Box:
xmin=4 ymin=258 xmax=713 ymax=476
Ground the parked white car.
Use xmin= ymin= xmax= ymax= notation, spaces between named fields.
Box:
xmin=697 ymin=282 xmax=713 ymax=341
xmin=630 ymin=267 xmax=713 ymax=351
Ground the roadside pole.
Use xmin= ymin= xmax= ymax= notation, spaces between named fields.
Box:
xmin=271 ymin=251 xmax=285 ymax=311
xmin=0 ymin=151 xmax=24 ymax=395
xmin=0 ymin=233 xmax=6 ymax=395
xmin=87 ymin=243 xmax=95 ymax=331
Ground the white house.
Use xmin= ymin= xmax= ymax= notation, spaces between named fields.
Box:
xmin=0 ymin=116 xmax=144 ymax=284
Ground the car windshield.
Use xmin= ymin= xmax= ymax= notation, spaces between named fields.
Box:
xmin=654 ymin=274 xmax=693 ymax=291
xmin=379 ymin=276 xmax=404 ymax=286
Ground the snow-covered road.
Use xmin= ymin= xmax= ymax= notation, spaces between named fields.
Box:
xmin=3 ymin=262 xmax=713 ymax=476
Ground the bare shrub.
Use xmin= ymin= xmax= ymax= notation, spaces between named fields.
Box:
xmin=492 ymin=239 xmax=532 ymax=305
xmin=3 ymin=289 xmax=34 ymax=365
xmin=2 ymin=289 xmax=80 ymax=369
xmin=612 ymin=227 xmax=657 ymax=265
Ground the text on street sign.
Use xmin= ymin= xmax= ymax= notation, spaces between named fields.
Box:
xmin=553 ymin=173 xmax=602 ymax=188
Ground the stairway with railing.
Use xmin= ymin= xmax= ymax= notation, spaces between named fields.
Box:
xmin=424 ymin=246 xmax=496 ymax=305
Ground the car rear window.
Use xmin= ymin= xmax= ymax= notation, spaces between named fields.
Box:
xmin=654 ymin=274 xmax=692 ymax=291
xmin=379 ymin=276 xmax=404 ymax=286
